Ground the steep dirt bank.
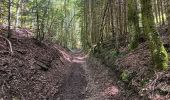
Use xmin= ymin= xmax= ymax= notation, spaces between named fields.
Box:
xmin=0 ymin=36 xmax=72 ymax=99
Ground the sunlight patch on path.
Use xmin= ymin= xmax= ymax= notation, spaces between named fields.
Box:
xmin=58 ymin=49 xmax=72 ymax=62
xmin=83 ymin=57 xmax=121 ymax=100
xmin=57 ymin=49 xmax=88 ymax=64
xmin=102 ymin=86 xmax=119 ymax=96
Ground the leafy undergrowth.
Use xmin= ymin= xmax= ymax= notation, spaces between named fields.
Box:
xmin=0 ymin=34 xmax=72 ymax=99
xmin=92 ymin=40 xmax=170 ymax=99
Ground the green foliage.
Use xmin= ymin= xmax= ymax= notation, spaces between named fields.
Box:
xmin=110 ymin=50 xmax=119 ymax=57
xmin=120 ymin=70 xmax=129 ymax=82
xmin=140 ymin=78 xmax=149 ymax=86
xmin=0 ymin=0 xmax=81 ymax=48
xmin=128 ymin=0 xmax=140 ymax=50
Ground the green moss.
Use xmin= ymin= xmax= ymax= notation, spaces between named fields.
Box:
xmin=120 ymin=70 xmax=129 ymax=82
xmin=110 ymin=50 xmax=119 ymax=57
xmin=141 ymin=0 xmax=169 ymax=71
xmin=153 ymin=44 xmax=169 ymax=70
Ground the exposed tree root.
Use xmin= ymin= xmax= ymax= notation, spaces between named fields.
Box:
xmin=0 ymin=35 xmax=13 ymax=55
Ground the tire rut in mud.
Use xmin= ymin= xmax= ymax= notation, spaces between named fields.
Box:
xmin=56 ymin=63 xmax=87 ymax=100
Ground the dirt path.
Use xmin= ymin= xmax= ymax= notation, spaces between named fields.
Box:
xmin=56 ymin=62 xmax=87 ymax=100
xmin=55 ymin=52 xmax=129 ymax=100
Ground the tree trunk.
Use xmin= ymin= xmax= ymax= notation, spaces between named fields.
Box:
xmin=141 ymin=0 xmax=168 ymax=70
xmin=128 ymin=0 xmax=140 ymax=49
xmin=115 ymin=0 xmax=120 ymax=52
xmin=157 ymin=0 xmax=161 ymax=24
xmin=154 ymin=0 xmax=158 ymax=24
xmin=88 ymin=0 xmax=92 ymax=45
xmin=160 ymin=0 xmax=165 ymax=25
xmin=168 ymin=0 xmax=170 ymax=38
xmin=15 ymin=0 xmax=21 ymax=28
xmin=7 ymin=0 xmax=11 ymax=38
xmin=36 ymin=0 xmax=40 ymax=41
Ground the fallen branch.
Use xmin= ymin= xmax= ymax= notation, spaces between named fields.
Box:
xmin=0 ymin=35 xmax=13 ymax=55
xmin=59 ymin=57 xmax=64 ymax=65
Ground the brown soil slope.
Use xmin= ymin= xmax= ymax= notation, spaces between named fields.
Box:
xmin=0 ymin=35 xmax=72 ymax=99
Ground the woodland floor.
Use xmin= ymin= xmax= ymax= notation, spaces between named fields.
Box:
xmin=0 ymin=26 xmax=169 ymax=100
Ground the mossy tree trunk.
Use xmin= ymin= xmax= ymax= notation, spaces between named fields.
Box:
xmin=141 ymin=0 xmax=168 ymax=70
xmin=128 ymin=0 xmax=140 ymax=50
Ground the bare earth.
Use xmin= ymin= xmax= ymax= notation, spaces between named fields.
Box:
xmin=55 ymin=51 xmax=140 ymax=100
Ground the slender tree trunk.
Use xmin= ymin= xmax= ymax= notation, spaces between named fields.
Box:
xmin=109 ymin=0 xmax=115 ymax=37
xmin=7 ymin=0 xmax=11 ymax=38
xmin=63 ymin=0 xmax=67 ymax=47
xmin=0 ymin=1 xmax=3 ymax=24
xmin=15 ymin=0 xmax=21 ymax=28
xmin=124 ymin=0 xmax=127 ymax=35
xmin=128 ymin=0 xmax=140 ymax=49
xmin=115 ymin=0 xmax=120 ymax=52
xmin=157 ymin=0 xmax=161 ymax=24
xmin=36 ymin=0 xmax=40 ymax=40
xmin=40 ymin=0 xmax=50 ymax=40
xmin=154 ymin=0 xmax=158 ymax=24
xmin=168 ymin=0 xmax=170 ymax=37
xmin=118 ymin=0 xmax=122 ymax=35
xmin=160 ymin=0 xmax=165 ymax=25
xmin=88 ymin=0 xmax=92 ymax=45
xmin=100 ymin=0 xmax=109 ymax=42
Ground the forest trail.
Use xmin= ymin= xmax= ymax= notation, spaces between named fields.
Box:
xmin=0 ymin=35 xmax=142 ymax=99
xmin=1 ymin=35 xmax=168 ymax=99
xmin=0 ymin=33 xmax=125 ymax=100
xmin=58 ymin=63 xmax=87 ymax=100
xmin=56 ymin=52 xmax=87 ymax=100
xmin=55 ymin=51 xmax=138 ymax=100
